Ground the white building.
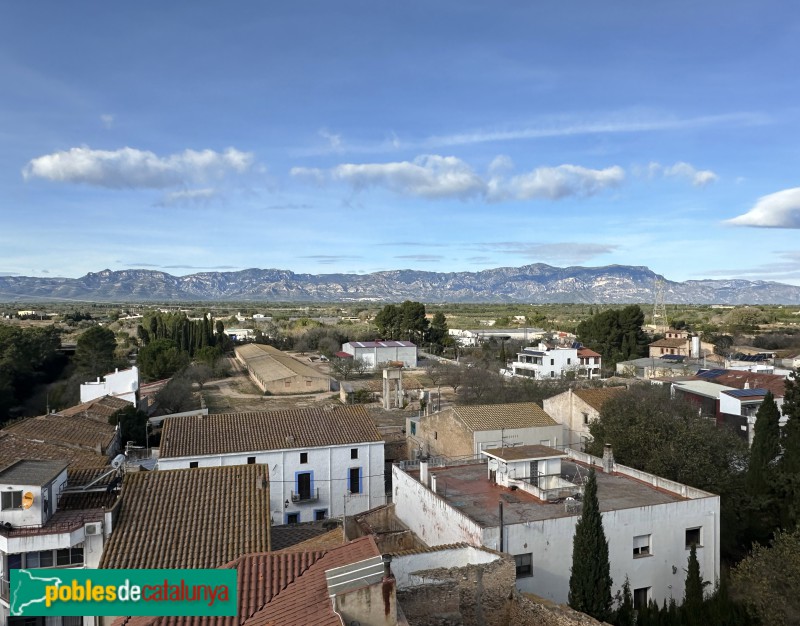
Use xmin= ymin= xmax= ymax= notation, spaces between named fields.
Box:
xmin=0 ymin=460 xmax=117 ymax=626
xmin=80 ymin=366 xmax=139 ymax=407
xmin=392 ymin=445 xmax=719 ymax=610
xmin=448 ymin=328 xmax=547 ymax=347
xmin=157 ymin=406 xmax=385 ymax=525
xmin=341 ymin=341 xmax=417 ymax=369
xmin=508 ymin=343 xmax=602 ymax=380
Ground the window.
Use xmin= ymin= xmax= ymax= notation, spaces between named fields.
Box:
xmin=686 ymin=527 xmax=702 ymax=548
xmin=1 ymin=490 xmax=22 ymax=510
xmin=306 ymin=380 xmax=312 ymax=387
xmin=351 ymin=448 xmax=358 ymax=460
xmin=284 ymin=381 xmax=291 ymax=388
xmin=550 ymin=359 xmax=555 ymax=365
xmin=348 ymin=467 xmax=362 ymax=494
xmin=410 ymin=421 xmax=416 ymax=435
xmin=514 ymin=553 xmax=533 ymax=578
xmin=286 ymin=513 xmax=299 ymax=524
xmin=567 ymin=358 xmax=571 ymax=365
xmin=189 ymin=462 xmax=199 ymax=469
xmin=247 ymin=456 xmax=256 ymax=464
xmin=550 ymin=371 xmax=555 ymax=378
xmin=315 ymin=509 xmax=327 ymax=521
xmin=295 ymin=471 xmax=313 ymax=500
xmin=633 ymin=587 xmax=650 ymax=610
xmin=56 ymin=547 xmax=84 ymax=566
xmin=582 ymin=412 xmax=590 ymax=425
xmin=633 ymin=534 xmax=651 ymax=557
xmin=434 ymin=431 xmax=438 ymax=440
xmin=300 ymin=452 xmax=308 ymax=464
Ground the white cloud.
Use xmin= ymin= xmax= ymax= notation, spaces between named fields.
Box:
xmin=293 ymin=155 xmax=624 ymax=201
xmin=490 ymin=164 xmax=625 ymax=200
xmin=476 ymin=241 xmax=618 ymax=264
xmin=663 ymin=161 xmax=718 ymax=186
xmin=23 ymin=146 xmax=254 ymax=188
xmin=727 ymin=187 xmax=800 ymax=228
xmin=158 ymin=188 xmax=218 ymax=207
xmin=330 ymin=155 xmax=485 ymax=199
xmin=319 ymin=128 xmax=343 ymax=151
xmin=100 ymin=114 xmax=114 ymax=129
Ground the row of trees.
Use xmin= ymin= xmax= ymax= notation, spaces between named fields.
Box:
xmin=373 ymin=302 xmax=451 ymax=352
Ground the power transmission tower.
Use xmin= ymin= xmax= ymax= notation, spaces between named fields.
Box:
xmin=652 ymin=279 xmax=668 ymax=334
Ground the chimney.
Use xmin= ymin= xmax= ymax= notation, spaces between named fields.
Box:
xmin=602 ymin=444 xmax=614 ymax=474
xmin=419 ymin=457 xmax=429 ymax=487
xmin=430 ymin=473 xmax=437 ymax=493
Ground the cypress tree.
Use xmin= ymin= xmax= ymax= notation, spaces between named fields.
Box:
xmin=747 ymin=391 xmax=781 ymax=493
xmin=683 ymin=544 xmax=705 ymax=621
xmin=568 ymin=468 xmax=613 ymax=621
xmin=614 ymin=576 xmax=635 ymax=626
xmin=779 ymin=369 xmax=800 ymax=528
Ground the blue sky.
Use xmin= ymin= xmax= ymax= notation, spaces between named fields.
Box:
xmin=2 ymin=1 xmax=800 ymax=284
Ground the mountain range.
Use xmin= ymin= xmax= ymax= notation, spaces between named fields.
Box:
xmin=1 ymin=265 xmax=799 ymax=304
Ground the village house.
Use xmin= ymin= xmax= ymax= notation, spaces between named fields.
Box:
xmin=391 ymin=445 xmax=720 ymax=610
xmin=543 ymin=387 xmax=627 ymax=449
xmin=1 ymin=460 xmax=121 ymax=626
xmin=407 ymin=402 xmax=563 ymax=459
xmin=157 ymin=405 xmax=385 ymax=524
xmin=507 ymin=343 xmax=602 ymax=380
xmin=80 ymin=367 xmax=139 ymax=407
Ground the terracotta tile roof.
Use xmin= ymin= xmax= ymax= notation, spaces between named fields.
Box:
xmin=699 ymin=371 xmax=787 ymax=398
xmin=270 ymin=522 xmax=339 ymax=551
xmin=573 ymin=387 xmax=627 ymax=411
xmin=649 ymin=338 xmax=689 ymax=349
xmin=577 ymin=347 xmax=601 ymax=358
xmin=451 ymin=402 xmax=557 ymax=432
xmin=4 ymin=413 xmax=117 ymax=453
xmin=100 ymin=464 xmax=271 ymax=570
xmin=112 ymin=536 xmax=380 ymax=626
xmin=280 ymin=527 xmax=344 ymax=551
xmin=0 ymin=432 xmax=109 ymax=473
xmin=58 ymin=395 xmax=132 ymax=422
xmin=58 ymin=489 xmax=119 ymax=511
xmin=160 ymin=405 xmax=382 ymax=459
xmin=235 ymin=344 xmax=328 ymax=382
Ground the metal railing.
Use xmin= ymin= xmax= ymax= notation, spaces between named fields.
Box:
xmin=0 ymin=517 xmax=90 ymax=538
xmin=291 ymin=488 xmax=320 ymax=503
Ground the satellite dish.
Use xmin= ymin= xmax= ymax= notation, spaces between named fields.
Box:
xmin=22 ymin=492 xmax=34 ymax=509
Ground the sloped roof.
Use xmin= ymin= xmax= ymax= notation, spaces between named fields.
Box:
xmin=112 ymin=536 xmax=380 ymax=626
xmin=649 ymin=338 xmax=689 ymax=349
xmin=693 ymin=370 xmax=787 ymax=398
xmin=58 ymin=395 xmax=132 ymax=422
xmin=0 ymin=459 xmax=67 ymax=485
xmin=346 ymin=341 xmax=416 ymax=348
xmin=235 ymin=344 xmax=327 ymax=383
xmin=100 ymin=464 xmax=271 ymax=569
xmin=0 ymin=432 xmax=109 ymax=473
xmin=160 ymin=405 xmax=382 ymax=459
xmin=4 ymin=412 xmax=116 ymax=452
xmin=577 ymin=347 xmax=601 ymax=358
xmin=573 ymin=387 xmax=627 ymax=411
xmin=452 ymin=402 xmax=557 ymax=432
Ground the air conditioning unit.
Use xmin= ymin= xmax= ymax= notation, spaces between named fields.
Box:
xmin=85 ymin=522 xmax=102 ymax=536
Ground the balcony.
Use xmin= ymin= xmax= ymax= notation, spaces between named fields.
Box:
xmin=291 ymin=488 xmax=320 ymax=503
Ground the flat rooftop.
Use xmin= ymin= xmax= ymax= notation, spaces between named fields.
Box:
xmin=411 ymin=461 xmax=687 ymax=527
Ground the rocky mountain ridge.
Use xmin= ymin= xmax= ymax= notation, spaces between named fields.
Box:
xmin=1 ymin=264 xmax=799 ymax=304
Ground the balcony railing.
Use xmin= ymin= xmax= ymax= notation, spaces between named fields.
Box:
xmin=291 ymin=488 xmax=320 ymax=503
xmin=0 ymin=577 xmax=8 ymax=603
xmin=0 ymin=518 xmax=88 ymax=538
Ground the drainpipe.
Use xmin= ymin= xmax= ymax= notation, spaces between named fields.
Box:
xmin=499 ymin=501 xmax=504 ymax=552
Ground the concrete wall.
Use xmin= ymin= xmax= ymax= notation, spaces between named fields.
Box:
xmin=158 ymin=442 xmax=385 ymax=525
xmin=392 ymin=546 xmax=501 ymax=587
xmin=543 ymin=390 xmax=598 ymax=449
xmin=81 ymin=367 xmax=139 ymax=406
xmin=411 ymin=408 xmax=473 ymax=458
xmin=262 ymin=372 xmax=329 ymax=395
xmin=396 ymin=552 xmax=516 ymax=626
xmin=474 ymin=424 xmax=562 ymax=454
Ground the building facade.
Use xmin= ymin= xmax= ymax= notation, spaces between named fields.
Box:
xmin=80 ymin=367 xmax=139 ymax=407
xmin=341 ymin=341 xmax=417 ymax=369
xmin=157 ymin=406 xmax=385 ymax=525
xmin=508 ymin=344 xmax=602 ymax=380
xmin=391 ymin=447 xmax=720 ymax=609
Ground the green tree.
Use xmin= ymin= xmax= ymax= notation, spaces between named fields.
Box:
xmin=427 ymin=311 xmax=449 ymax=347
xmin=683 ymin=544 xmax=706 ymax=621
xmin=75 ymin=325 xmax=118 ymax=378
xmin=576 ymin=305 xmax=648 ymax=369
xmin=746 ymin=391 xmax=782 ymax=543
xmin=732 ymin=528 xmax=800 ymax=625
xmin=779 ymin=368 xmax=800 ymax=528
xmin=613 ymin=576 xmax=635 ymax=626
xmin=109 ymin=405 xmax=149 ymax=446
xmin=137 ymin=339 xmax=189 ymax=380
xmin=568 ymin=468 xmax=613 ymax=622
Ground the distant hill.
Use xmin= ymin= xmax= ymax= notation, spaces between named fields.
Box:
xmin=1 ymin=264 xmax=799 ymax=304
